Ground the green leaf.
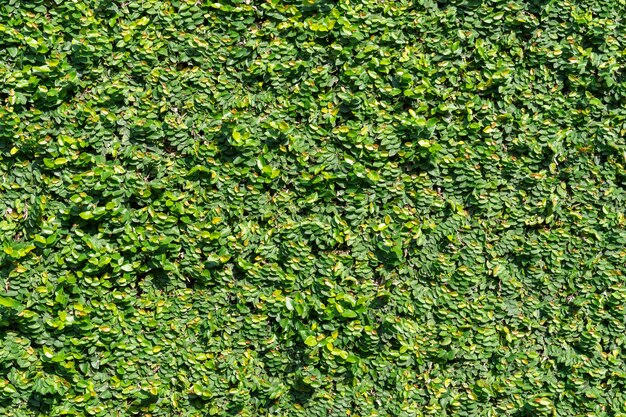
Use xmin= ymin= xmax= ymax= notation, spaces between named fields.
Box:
xmin=43 ymin=346 xmax=54 ymax=359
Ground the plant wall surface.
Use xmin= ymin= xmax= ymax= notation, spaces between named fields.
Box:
xmin=1 ymin=0 xmax=626 ymax=415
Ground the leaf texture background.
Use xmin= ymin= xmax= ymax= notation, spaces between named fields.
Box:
xmin=1 ymin=0 xmax=626 ymax=415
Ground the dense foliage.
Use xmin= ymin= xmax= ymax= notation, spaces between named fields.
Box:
xmin=2 ymin=0 xmax=626 ymax=415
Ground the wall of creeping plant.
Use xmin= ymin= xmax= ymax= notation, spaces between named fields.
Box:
xmin=1 ymin=0 xmax=626 ymax=415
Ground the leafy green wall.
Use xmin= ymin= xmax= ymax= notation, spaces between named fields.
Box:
xmin=2 ymin=0 xmax=626 ymax=415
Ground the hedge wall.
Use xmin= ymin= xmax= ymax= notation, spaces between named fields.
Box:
xmin=2 ymin=0 xmax=626 ymax=415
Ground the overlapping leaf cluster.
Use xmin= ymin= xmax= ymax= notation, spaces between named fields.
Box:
xmin=1 ymin=0 xmax=626 ymax=415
